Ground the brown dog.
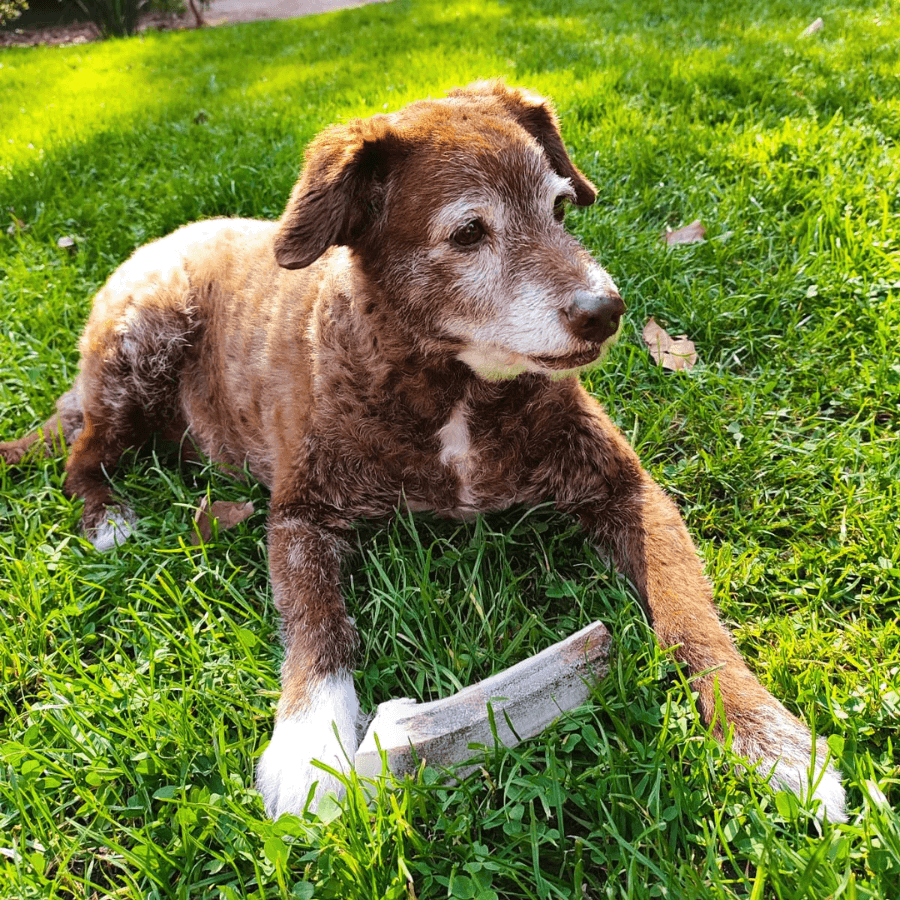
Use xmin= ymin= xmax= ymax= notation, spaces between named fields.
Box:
xmin=1 ymin=81 xmax=845 ymax=821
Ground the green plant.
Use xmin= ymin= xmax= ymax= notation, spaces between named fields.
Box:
xmin=71 ymin=0 xmax=148 ymax=36
xmin=0 ymin=0 xmax=27 ymax=26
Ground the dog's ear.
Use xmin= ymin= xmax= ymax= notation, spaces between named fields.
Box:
xmin=274 ymin=116 xmax=397 ymax=270
xmin=450 ymin=80 xmax=597 ymax=207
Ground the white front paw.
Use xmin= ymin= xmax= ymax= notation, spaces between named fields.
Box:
xmin=256 ymin=672 xmax=360 ymax=819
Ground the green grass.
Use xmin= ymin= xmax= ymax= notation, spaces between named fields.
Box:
xmin=1 ymin=0 xmax=899 ymax=896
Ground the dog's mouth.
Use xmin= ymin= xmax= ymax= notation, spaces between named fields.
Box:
xmin=455 ymin=336 xmax=617 ymax=381
xmin=529 ymin=345 xmax=605 ymax=371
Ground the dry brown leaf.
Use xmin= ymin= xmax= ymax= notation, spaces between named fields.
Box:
xmin=800 ymin=17 xmax=824 ymax=37
xmin=191 ymin=496 xmax=255 ymax=544
xmin=642 ymin=317 xmax=698 ymax=371
xmin=663 ymin=220 xmax=707 ymax=246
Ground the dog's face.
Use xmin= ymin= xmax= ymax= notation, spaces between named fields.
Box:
xmin=274 ymin=81 xmax=624 ymax=379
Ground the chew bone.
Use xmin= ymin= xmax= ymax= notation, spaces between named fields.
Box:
xmin=354 ymin=620 xmax=611 ymax=781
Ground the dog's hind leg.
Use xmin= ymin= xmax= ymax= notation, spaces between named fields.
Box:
xmin=64 ymin=405 xmax=144 ymax=552
xmin=64 ymin=298 xmax=197 ymax=551
xmin=0 ymin=374 xmax=141 ymax=551
xmin=0 ymin=382 xmax=84 ymax=465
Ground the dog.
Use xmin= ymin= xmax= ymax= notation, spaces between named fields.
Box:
xmin=0 ymin=80 xmax=846 ymax=822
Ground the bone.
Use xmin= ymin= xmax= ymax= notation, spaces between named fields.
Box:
xmin=354 ymin=620 xmax=611 ymax=781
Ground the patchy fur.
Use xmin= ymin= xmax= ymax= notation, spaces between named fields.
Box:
xmin=1 ymin=80 xmax=845 ymax=822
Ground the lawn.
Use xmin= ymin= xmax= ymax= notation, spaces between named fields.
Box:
xmin=1 ymin=0 xmax=899 ymax=897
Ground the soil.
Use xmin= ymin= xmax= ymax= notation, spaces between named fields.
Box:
xmin=0 ymin=0 xmax=385 ymax=47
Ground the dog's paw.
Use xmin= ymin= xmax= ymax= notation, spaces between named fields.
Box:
xmin=89 ymin=507 xmax=136 ymax=552
xmin=256 ymin=722 xmax=349 ymax=818
xmin=732 ymin=703 xmax=847 ymax=823
xmin=256 ymin=672 xmax=360 ymax=819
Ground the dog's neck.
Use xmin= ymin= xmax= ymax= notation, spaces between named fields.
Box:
xmin=356 ymin=333 xmax=551 ymax=428
xmin=368 ymin=351 xmax=483 ymax=421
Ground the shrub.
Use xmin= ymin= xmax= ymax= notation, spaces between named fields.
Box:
xmin=71 ymin=0 xmax=147 ymax=36
xmin=0 ymin=0 xmax=28 ymax=26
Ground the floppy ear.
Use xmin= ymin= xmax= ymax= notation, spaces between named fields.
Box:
xmin=274 ymin=115 xmax=396 ymax=270
xmin=449 ymin=80 xmax=597 ymax=207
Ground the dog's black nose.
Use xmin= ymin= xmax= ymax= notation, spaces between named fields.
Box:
xmin=566 ymin=290 xmax=625 ymax=344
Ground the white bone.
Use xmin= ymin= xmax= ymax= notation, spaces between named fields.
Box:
xmin=354 ymin=620 xmax=610 ymax=780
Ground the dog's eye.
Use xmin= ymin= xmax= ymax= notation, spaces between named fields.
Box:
xmin=452 ymin=219 xmax=487 ymax=247
xmin=553 ymin=196 xmax=569 ymax=222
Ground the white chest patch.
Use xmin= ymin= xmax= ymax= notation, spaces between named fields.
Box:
xmin=437 ymin=404 xmax=477 ymax=507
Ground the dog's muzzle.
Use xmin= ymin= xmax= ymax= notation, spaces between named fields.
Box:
xmin=564 ymin=289 xmax=625 ymax=345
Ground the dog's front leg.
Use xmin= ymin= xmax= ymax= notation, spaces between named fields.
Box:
xmin=556 ymin=416 xmax=846 ymax=822
xmin=256 ymin=505 xmax=361 ymax=819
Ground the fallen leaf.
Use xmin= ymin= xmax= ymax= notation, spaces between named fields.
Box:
xmin=642 ymin=317 xmax=698 ymax=371
xmin=56 ymin=235 xmax=77 ymax=252
xmin=191 ymin=496 xmax=255 ymax=544
xmin=800 ymin=17 xmax=824 ymax=37
xmin=663 ymin=220 xmax=707 ymax=246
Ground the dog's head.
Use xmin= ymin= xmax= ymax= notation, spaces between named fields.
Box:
xmin=275 ymin=81 xmax=623 ymax=379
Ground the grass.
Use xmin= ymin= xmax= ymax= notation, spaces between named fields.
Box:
xmin=0 ymin=0 xmax=899 ymax=896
